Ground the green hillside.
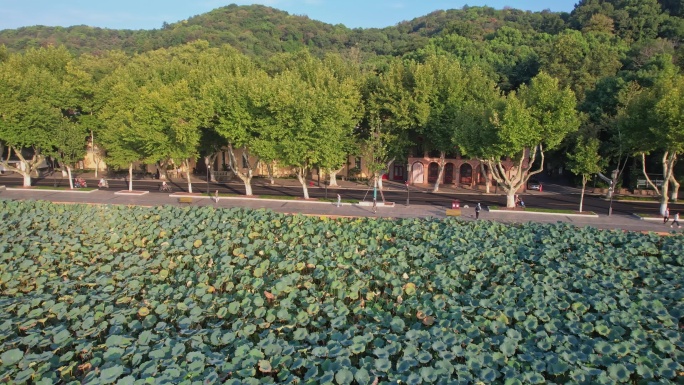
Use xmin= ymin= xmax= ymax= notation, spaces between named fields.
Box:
xmin=0 ymin=4 xmax=571 ymax=59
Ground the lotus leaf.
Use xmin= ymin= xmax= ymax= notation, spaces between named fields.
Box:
xmin=1 ymin=201 xmax=683 ymax=383
xmin=1 ymin=348 xmax=23 ymax=366
xmin=99 ymin=365 xmax=124 ymax=384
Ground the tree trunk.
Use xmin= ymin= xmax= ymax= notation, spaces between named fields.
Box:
xmin=506 ymin=191 xmax=516 ymax=208
xmin=234 ymin=169 xmax=254 ymax=196
xmin=432 ymin=152 xmax=446 ymax=193
xmin=659 ymin=180 xmax=671 ymax=216
xmin=156 ymin=160 xmax=169 ymax=180
xmin=3 ymin=146 xmax=45 ymax=187
xmin=226 ymin=144 xmax=255 ymax=196
xmin=204 ymin=154 xmax=218 ymax=182
xmin=128 ymin=163 xmax=133 ymax=191
xmin=266 ymin=162 xmax=275 ymax=185
xmin=296 ymin=168 xmax=310 ymax=199
xmin=23 ymin=173 xmax=31 ymax=188
xmin=328 ymin=167 xmax=342 ymax=187
xmin=669 ymin=174 xmax=680 ymax=202
xmin=91 ymin=130 xmax=98 ymax=179
xmin=67 ymin=167 xmax=74 ymax=189
xmin=377 ymin=158 xmax=395 ymax=191
xmin=479 ymin=162 xmax=491 ymax=194
xmin=485 ymin=145 xmax=545 ymax=208
xmin=579 ymin=176 xmax=586 ymax=212
xmin=94 ymin=159 xmax=101 ymax=178
xmin=641 ymin=152 xmax=675 ymax=215
xmin=184 ymin=159 xmax=193 ymax=194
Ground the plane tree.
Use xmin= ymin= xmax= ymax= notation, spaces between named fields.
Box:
xmin=318 ymin=53 xmax=365 ymax=187
xmin=44 ymin=117 xmax=88 ymax=189
xmin=619 ymin=65 xmax=684 ymax=212
xmin=98 ymin=77 xmax=148 ymax=191
xmin=267 ymin=52 xmax=361 ymax=199
xmin=99 ymin=42 xmax=211 ymax=192
xmin=418 ymin=54 xmax=502 ymax=192
xmin=203 ymin=47 xmax=273 ymax=196
xmin=459 ymin=72 xmax=581 ymax=208
xmin=568 ymin=136 xmax=604 ymax=212
xmin=0 ymin=46 xmax=74 ymax=187
xmin=361 ymin=57 xmax=431 ymax=192
xmin=68 ymin=50 xmax=129 ymax=178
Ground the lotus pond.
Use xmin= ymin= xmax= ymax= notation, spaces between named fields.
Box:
xmin=0 ymin=200 xmax=683 ymax=384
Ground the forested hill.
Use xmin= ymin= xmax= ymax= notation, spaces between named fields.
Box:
xmin=1 ymin=1 xmax=683 ymax=62
xmin=0 ymin=4 xmax=571 ymax=59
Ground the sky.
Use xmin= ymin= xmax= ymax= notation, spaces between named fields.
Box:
xmin=0 ymin=0 xmax=579 ymax=31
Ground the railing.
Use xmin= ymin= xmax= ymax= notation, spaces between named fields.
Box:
xmin=213 ymin=171 xmax=233 ymax=181
xmin=636 ymin=179 xmax=664 ymax=189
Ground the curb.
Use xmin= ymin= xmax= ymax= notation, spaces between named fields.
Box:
xmin=7 ymin=187 xmax=96 ymax=193
xmin=633 ymin=213 xmax=664 ymax=221
xmin=488 ymin=208 xmax=599 ymax=218
xmin=114 ymin=190 xmax=149 ymax=196
xmin=171 ymin=194 xmax=358 ymax=206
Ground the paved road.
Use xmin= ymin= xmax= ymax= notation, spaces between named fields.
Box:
xmin=1 ymin=176 xmax=682 ymax=234
xmin=2 ymin=174 xmax=681 ymax=218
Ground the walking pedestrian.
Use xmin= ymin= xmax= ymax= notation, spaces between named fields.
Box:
xmin=336 ymin=194 xmax=341 ymax=208
xmin=664 ymin=207 xmax=670 ymax=224
xmin=475 ymin=203 xmax=482 ymax=220
xmin=213 ymin=190 xmax=220 ymax=204
xmin=671 ymin=212 xmax=681 ymax=228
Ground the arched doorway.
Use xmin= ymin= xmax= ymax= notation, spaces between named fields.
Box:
xmin=411 ymin=162 xmax=424 ymax=184
xmin=428 ymin=162 xmax=439 ymax=184
xmin=459 ymin=163 xmax=472 ymax=184
xmin=444 ymin=163 xmax=454 ymax=184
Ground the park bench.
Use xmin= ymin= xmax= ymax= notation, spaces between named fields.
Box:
xmin=178 ymin=197 xmax=193 ymax=205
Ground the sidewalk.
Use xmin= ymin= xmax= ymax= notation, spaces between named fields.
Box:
xmin=0 ymin=184 xmax=680 ymax=234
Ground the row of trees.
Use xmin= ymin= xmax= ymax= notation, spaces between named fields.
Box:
xmin=0 ymin=41 xmax=682 ymax=209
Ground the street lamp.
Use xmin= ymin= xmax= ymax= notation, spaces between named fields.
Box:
xmin=52 ymin=158 xmax=57 ymax=187
xmin=405 ymin=180 xmax=410 ymax=206
xmin=608 ymin=181 xmax=614 ymax=216
xmin=205 ymin=158 xmax=210 ymax=196
xmin=597 ymin=170 xmax=618 ymax=217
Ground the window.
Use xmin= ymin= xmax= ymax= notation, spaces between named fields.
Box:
xmin=355 ymin=157 xmax=361 ymax=169
xmin=242 ymin=154 xmax=249 ymax=169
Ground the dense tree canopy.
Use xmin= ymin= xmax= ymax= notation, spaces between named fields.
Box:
xmin=0 ymin=0 xmax=682 ymax=197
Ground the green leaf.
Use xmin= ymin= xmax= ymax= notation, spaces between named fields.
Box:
xmin=500 ymin=339 xmax=517 ymax=357
xmin=354 ymin=368 xmax=371 ymax=385
xmin=258 ymin=360 xmax=272 ymax=373
xmin=1 ymin=348 xmax=23 ymax=366
xmin=14 ymin=367 xmax=35 ymax=383
xmin=100 ymin=365 xmax=125 ymax=384
xmin=525 ymin=372 xmax=545 ymax=384
xmin=608 ymin=364 xmax=630 ymax=382
xmin=293 ymin=328 xmax=308 ymax=340
xmin=480 ymin=368 xmax=498 ymax=382
xmin=335 ymin=368 xmax=354 ymax=385
xmin=655 ymin=340 xmax=675 ymax=353
xmin=375 ymin=358 xmax=391 ymax=372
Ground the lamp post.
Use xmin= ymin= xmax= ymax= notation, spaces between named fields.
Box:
xmin=405 ymin=180 xmax=410 ymax=206
xmin=52 ymin=158 xmax=57 ymax=187
xmin=608 ymin=181 xmax=614 ymax=216
xmin=608 ymin=169 xmax=618 ymax=216
xmin=205 ymin=158 xmax=210 ymax=196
